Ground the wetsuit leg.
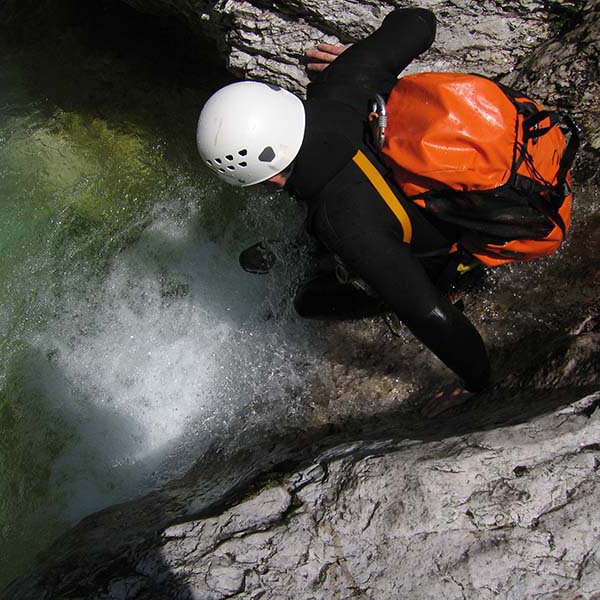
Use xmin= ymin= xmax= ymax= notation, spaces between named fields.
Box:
xmin=310 ymin=162 xmax=491 ymax=392
xmin=294 ymin=272 xmax=385 ymax=320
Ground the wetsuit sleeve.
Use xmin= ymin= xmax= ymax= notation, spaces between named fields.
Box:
xmin=310 ymin=160 xmax=491 ymax=392
xmin=307 ymin=8 xmax=436 ymax=110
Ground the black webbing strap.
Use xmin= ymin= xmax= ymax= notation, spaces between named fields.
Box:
xmin=530 ymin=191 xmax=567 ymax=238
xmin=555 ymin=114 xmax=579 ymax=187
xmin=522 ymin=110 xmax=580 ymax=183
xmin=522 ymin=110 xmax=559 ymax=140
xmin=512 ymin=173 xmax=567 ymax=238
xmin=520 ymin=109 xmax=579 ymax=233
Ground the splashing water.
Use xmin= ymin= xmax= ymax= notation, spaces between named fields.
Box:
xmin=29 ymin=197 xmax=313 ymax=513
xmin=0 ymin=7 xmax=320 ymax=585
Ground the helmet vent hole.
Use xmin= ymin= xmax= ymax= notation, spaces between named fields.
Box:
xmin=215 ymin=158 xmax=222 ymax=164
xmin=218 ymin=168 xmax=225 ymax=173
xmin=206 ymin=160 xmax=212 ymax=165
xmin=225 ymin=155 xmax=233 ymax=161
xmin=258 ymin=146 xmax=276 ymax=163
xmin=227 ymin=166 xmax=235 ymax=171
xmin=238 ymin=149 xmax=248 ymax=157
xmin=239 ymin=162 xmax=247 ymax=168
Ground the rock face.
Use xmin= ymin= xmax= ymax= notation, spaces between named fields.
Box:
xmin=3 ymin=304 xmax=600 ymax=599
xmin=5 ymin=387 xmax=600 ymax=599
xmin=115 ymin=0 xmax=600 ymax=178
xmin=503 ymin=0 xmax=600 ymax=180
xmin=118 ymin=393 xmax=600 ymax=599
xmin=119 ymin=0 xmax=568 ymax=93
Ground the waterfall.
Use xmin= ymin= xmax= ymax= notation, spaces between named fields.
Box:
xmin=0 ymin=1 xmax=319 ymax=585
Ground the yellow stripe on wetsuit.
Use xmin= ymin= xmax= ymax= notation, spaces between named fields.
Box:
xmin=352 ymin=150 xmax=412 ymax=244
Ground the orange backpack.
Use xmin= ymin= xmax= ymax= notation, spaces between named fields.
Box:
xmin=380 ymin=73 xmax=579 ymax=266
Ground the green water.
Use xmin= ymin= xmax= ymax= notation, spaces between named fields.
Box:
xmin=0 ymin=0 xmax=283 ymax=585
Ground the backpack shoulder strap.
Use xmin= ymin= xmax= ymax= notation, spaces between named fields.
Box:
xmin=554 ymin=114 xmax=580 ymax=189
xmin=352 ymin=150 xmax=413 ymax=244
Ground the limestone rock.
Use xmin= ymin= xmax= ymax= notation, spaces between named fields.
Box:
xmin=504 ymin=0 xmax=600 ymax=180
xmin=116 ymin=0 xmax=599 ymax=178
xmin=120 ymin=0 xmax=562 ymax=94
xmin=4 ymin=390 xmax=600 ymax=599
xmin=3 ymin=309 xmax=600 ymax=599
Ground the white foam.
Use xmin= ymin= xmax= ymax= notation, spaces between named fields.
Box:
xmin=33 ymin=192 xmax=317 ymax=520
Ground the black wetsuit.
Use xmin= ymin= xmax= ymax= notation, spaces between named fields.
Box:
xmin=286 ymin=8 xmax=491 ymax=392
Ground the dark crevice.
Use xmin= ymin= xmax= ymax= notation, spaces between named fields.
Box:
xmin=544 ymin=0 xmax=585 ymax=36
xmin=0 ymin=0 xmax=225 ymax=77
xmin=0 ymin=0 xmax=231 ymax=133
xmin=580 ymin=397 xmax=600 ymax=419
xmin=512 ymin=465 xmax=529 ymax=477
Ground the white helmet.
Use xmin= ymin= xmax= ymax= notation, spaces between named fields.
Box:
xmin=196 ymin=81 xmax=306 ymax=187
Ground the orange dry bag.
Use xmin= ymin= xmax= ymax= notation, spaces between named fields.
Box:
xmin=381 ymin=73 xmax=579 ymax=266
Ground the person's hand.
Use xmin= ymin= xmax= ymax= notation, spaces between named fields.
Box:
xmin=305 ymin=43 xmax=350 ymax=72
xmin=420 ymin=384 xmax=474 ymax=418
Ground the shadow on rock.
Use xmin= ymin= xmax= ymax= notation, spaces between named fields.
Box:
xmin=3 ymin=305 xmax=599 ymax=599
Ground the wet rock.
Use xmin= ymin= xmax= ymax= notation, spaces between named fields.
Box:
xmin=119 ymin=0 xmax=561 ymax=94
xmin=503 ymin=332 xmax=600 ymax=392
xmin=4 ymin=391 xmax=600 ymax=599
xmin=116 ymin=0 xmax=599 ymax=179
xmin=504 ymin=0 xmax=600 ymax=181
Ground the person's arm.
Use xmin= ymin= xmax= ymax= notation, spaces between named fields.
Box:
xmin=311 ymin=161 xmax=490 ymax=392
xmin=322 ymin=222 xmax=490 ymax=392
xmin=307 ymin=8 xmax=436 ymax=109
xmin=355 ymin=243 xmax=490 ymax=392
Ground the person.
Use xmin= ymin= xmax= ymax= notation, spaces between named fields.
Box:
xmin=196 ymin=8 xmax=492 ymax=402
